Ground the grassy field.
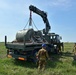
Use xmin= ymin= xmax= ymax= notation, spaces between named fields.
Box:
xmin=0 ymin=42 xmax=76 ymax=75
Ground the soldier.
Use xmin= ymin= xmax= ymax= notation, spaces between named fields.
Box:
xmin=73 ymin=43 xmax=76 ymax=60
xmin=37 ymin=44 xmax=50 ymax=71
xmin=73 ymin=43 xmax=76 ymax=54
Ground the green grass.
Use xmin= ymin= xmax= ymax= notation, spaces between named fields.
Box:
xmin=0 ymin=42 xmax=76 ymax=75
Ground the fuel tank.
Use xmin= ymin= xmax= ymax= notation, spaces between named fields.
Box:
xmin=16 ymin=29 xmax=34 ymax=42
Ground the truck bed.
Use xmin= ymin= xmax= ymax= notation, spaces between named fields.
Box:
xmin=6 ymin=42 xmax=44 ymax=51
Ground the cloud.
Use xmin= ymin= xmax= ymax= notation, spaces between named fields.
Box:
xmin=51 ymin=0 xmax=71 ymax=6
xmin=43 ymin=0 xmax=72 ymax=9
xmin=0 ymin=0 xmax=73 ymax=12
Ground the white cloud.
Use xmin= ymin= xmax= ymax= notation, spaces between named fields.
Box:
xmin=43 ymin=0 xmax=72 ymax=9
xmin=0 ymin=0 xmax=73 ymax=12
xmin=51 ymin=0 xmax=71 ymax=6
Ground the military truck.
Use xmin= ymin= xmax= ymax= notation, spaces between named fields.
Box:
xmin=5 ymin=5 xmax=63 ymax=62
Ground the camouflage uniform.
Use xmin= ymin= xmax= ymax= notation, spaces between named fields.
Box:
xmin=73 ymin=44 xmax=76 ymax=55
xmin=73 ymin=43 xmax=76 ymax=60
xmin=37 ymin=48 xmax=49 ymax=71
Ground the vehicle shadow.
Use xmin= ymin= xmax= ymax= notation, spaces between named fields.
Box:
xmin=13 ymin=54 xmax=63 ymax=69
xmin=14 ymin=59 xmax=37 ymax=68
xmin=13 ymin=51 xmax=74 ymax=69
xmin=62 ymin=51 xmax=73 ymax=57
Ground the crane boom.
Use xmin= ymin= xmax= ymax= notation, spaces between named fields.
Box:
xmin=29 ymin=5 xmax=51 ymax=35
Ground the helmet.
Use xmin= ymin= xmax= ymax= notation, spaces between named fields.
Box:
xmin=42 ymin=44 xmax=46 ymax=47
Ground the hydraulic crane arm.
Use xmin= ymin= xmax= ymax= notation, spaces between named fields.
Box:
xmin=29 ymin=5 xmax=51 ymax=35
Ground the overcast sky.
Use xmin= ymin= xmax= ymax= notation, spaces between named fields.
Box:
xmin=0 ymin=0 xmax=76 ymax=42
